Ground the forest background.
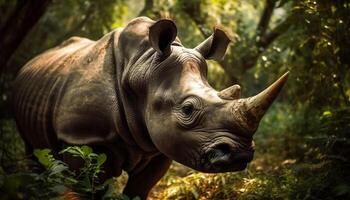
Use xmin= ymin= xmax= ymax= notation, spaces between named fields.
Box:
xmin=0 ymin=0 xmax=349 ymax=199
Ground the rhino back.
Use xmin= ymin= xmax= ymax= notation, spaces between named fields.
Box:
xmin=13 ymin=33 xmax=119 ymax=149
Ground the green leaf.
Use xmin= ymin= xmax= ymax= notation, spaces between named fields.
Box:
xmin=80 ymin=175 xmax=92 ymax=191
xmin=33 ymin=149 xmax=54 ymax=168
xmin=97 ymin=153 xmax=107 ymax=167
xmin=64 ymin=176 xmax=79 ymax=185
xmin=322 ymin=110 xmax=332 ymax=117
xmin=81 ymin=145 xmax=93 ymax=156
xmin=49 ymin=163 xmax=68 ymax=176
xmin=60 ymin=146 xmax=82 ymax=156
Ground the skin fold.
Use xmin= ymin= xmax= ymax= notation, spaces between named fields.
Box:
xmin=12 ymin=17 xmax=288 ymax=199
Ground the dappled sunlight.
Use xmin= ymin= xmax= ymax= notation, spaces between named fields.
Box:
xmin=0 ymin=0 xmax=349 ymax=199
xmin=149 ymin=157 xmax=300 ymax=200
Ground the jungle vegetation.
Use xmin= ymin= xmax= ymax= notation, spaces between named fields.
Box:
xmin=0 ymin=0 xmax=349 ymax=199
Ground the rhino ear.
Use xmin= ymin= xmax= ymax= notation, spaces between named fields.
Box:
xmin=149 ymin=19 xmax=177 ymax=54
xmin=195 ymin=28 xmax=231 ymax=61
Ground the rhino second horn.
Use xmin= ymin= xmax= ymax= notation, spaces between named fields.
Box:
xmin=245 ymin=71 xmax=289 ymax=123
xmin=218 ymin=84 xmax=241 ymax=100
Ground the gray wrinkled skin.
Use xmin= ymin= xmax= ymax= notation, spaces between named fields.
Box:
xmin=12 ymin=17 xmax=288 ymax=199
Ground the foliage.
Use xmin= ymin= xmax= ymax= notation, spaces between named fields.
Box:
xmin=0 ymin=0 xmax=349 ymax=199
xmin=0 ymin=146 xmax=138 ymax=200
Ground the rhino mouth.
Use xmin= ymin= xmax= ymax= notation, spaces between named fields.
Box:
xmin=199 ymin=136 xmax=255 ymax=173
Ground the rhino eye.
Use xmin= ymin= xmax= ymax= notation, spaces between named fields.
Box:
xmin=182 ymin=104 xmax=194 ymax=116
xmin=175 ymin=96 xmax=203 ymax=128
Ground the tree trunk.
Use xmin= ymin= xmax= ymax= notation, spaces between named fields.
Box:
xmin=0 ymin=0 xmax=51 ymax=71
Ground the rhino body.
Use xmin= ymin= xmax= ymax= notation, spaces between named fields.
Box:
xmin=13 ymin=17 xmax=288 ymax=199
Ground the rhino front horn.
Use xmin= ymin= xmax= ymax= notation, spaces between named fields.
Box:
xmin=245 ymin=72 xmax=289 ymax=123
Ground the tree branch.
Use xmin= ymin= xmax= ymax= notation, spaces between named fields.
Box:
xmin=138 ymin=0 xmax=154 ymax=16
xmin=240 ymin=3 xmax=293 ymax=72
xmin=218 ymin=3 xmax=280 ymax=81
xmin=180 ymin=1 xmax=211 ymax=37
xmin=258 ymin=14 xmax=293 ymax=48
xmin=256 ymin=0 xmax=276 ymax=39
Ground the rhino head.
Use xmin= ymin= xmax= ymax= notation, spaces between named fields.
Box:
xmin=138 ymin=19 xmax=289 ymax=173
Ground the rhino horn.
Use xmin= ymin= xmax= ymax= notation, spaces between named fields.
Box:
xmin=218 ymin=84 xmax=241 ymax=100
xmin=244 ymin=72 xmax=289 ymax=125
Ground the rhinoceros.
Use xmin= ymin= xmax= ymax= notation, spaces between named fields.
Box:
xmin=13 ymin=17 xmax=288 ymax=199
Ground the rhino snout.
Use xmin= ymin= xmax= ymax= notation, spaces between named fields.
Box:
xmin=202 ymin=141 xmax=254 ymax=172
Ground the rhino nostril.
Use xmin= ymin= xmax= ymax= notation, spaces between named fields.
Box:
xmin=215 ymin=143 xmax=231 ymax=155
xmin=206 ymin=143 xmax=233 ymax=166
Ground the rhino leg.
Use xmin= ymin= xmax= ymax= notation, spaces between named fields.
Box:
xmin=123 ymin=154 xmax=171 ymax=199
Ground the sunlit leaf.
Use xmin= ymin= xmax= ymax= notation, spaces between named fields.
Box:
xmin=81 ymin=145 xmax=93 ymax=156
xmin=97 ymin=153 xmax=107 ymax=167
xmin=34 ymin=149 xmax=53 ymax=168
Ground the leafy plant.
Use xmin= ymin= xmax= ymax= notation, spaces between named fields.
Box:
xmin=0 ymin=145 xmax=138 ymax=200
xmin=58 ymin=146 xmax=107 ymax=196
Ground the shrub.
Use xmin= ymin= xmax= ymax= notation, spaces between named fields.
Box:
xmin=0 ymin=145 xmax=139 ymax=200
